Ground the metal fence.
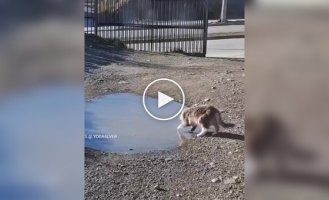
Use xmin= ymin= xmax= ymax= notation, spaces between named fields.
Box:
xmin=85 ymin=0 xmax=208 ymax=56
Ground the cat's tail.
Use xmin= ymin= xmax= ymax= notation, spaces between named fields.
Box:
xmin=216 ymin=113 xmax=235 ymax=128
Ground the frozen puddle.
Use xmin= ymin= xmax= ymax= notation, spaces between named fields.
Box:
xmin=85 ymin=93 xmax=184 ymax=153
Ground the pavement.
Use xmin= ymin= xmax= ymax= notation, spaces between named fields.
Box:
xmin=206 ymin=38 xmax=245 ymax=59
xmin=207 ymin=25 xmax=244 ymax=40
xmin=206 ymin=24 xmax=244 ymax=59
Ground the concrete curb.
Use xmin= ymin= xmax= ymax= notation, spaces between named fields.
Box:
xmin=207 ymin=32 xmax=244 ymax=40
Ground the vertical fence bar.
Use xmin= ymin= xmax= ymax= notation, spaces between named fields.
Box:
xmin=191 ymin=0 xmax=194 ymax=53
xmin=157 ymin=0 xmax=160 ymax=52
xmin=203 ymin=0 xmax=208 ymax=56
xmin=137 ymin=0 xmax=140 ymax=50
xmin=151 ymin=0 xmax=154 ymax=51
xmin=196 ymin=1 xmax=200 ymax=53
xmin=131 ymin=1 xmax=136 ymax=49
xmin=94 ymin=0 xmax=98 ymax=36
xmin=163 ymin=0 xmax=166 ymax=52
xmin=109 ymin=0 xmax=111 ymax=39
xmin=142 ymin=0 xmax=147 ymax=51
xmin=154 ymin=0 xmax=160 ymax=52
xmin=163 ymin=0 xmax=167 ymax=52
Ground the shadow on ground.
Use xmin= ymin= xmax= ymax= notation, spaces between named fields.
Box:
xmin=206 ymin=131 xmax=245 ymax=141
xmin=85 ymin=34 xmax=132 ymax=73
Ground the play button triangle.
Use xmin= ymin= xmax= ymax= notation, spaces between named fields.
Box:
xmin=158 ymin=91 xmax=174 ymax=108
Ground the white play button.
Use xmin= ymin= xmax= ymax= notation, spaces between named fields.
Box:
xmin=143 ymin=78 xmax=185 ymax=121
xmin=158 ymin=91 xmax=174 ymax=108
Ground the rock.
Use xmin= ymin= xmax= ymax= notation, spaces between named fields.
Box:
xmin=165 ymin=157 xmax=173 ymax=162
xmin=211 ymin=178 xmax=221 ymax=183
xmin=224 ymin=176 xmax=239 ymax=184
xmin=233 ymin=176 xmax=240 ymax=183
xmin=153 ymin=184 xmax=161 ymax=190
xmin=212 ymin=86 xmax=216 ymax=89
xmin=129 ymin=148 xmax=134 ymax=151
xmin=176 ymin=193 xmax=183 ymax=197
xmin=228 ymin=151 xmax=233 ymax=155
xmin=118 ymin=164 xmax=126 ymax=168
xmin=153 ymin=184 xmax=166 ymax=191
xmin=204 ymin=98 xmax=211 ymax=102
xmin=118 ymin=81 xmax=129 ymax=84
xmin=209 ymin=162 xmax=215 ymax=167
xmin=224 ymin=178 xmax=235 ymax=184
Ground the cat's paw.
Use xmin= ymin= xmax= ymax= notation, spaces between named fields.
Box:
xmin=196 ymin=133 xmax=206 ymax=137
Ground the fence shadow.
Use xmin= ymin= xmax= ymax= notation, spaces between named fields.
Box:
xmin=206 ymin=131 xmax=245 ymax=141
xmin=85 ymin=34 xmax=133 ymax=73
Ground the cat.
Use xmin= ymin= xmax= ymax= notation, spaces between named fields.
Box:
xmin=177 ymin=106 xmax=234 ymax=137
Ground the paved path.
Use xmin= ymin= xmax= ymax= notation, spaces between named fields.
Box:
xmin=208 ymin=25 xmax=244 ymax=35
xmin=206 ymin=38 xmax=244 ymax=58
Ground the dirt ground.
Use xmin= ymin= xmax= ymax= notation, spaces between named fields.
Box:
xmin=85 ymin=36 xmax=245 ymax=200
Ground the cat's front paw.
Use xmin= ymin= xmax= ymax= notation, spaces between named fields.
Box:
xmin=196 ymin=133 xmax=206 ymax=137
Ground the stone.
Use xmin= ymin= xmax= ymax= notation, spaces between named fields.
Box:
xmin=212 ymin=86 xmax=217 ymax=89
xmin=153 ymin=184 xmax=161 ymax=190
xmin=165 ymin=157 xmax=173 ymax=162
xmin=224 ymin=178 xmax=235 ymax=184
xmin=224 ymin=176 xmax=239 ymax=184
xmin=211 ymin=178 xmax=221 ymax=183
xmin=118 ymin=81 xmax=128 ymax=84
xmin=233 ymin=176 xmax=240 ymax=183
xmin=153 ymin=184 xmax=166 ymax=191
xmin=204 ymin=98 xmax=211 ymax=102
xmin=176 ymin=193 xmax=183 ymax=197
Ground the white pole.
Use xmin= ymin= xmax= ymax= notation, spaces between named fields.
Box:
xmin=220 ymin=0 xmax=227 ymax=22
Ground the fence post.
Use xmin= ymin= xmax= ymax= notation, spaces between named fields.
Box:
xmin=94 ymin=0 xmax=99 ymax=36
xmin=203 ymin=0 xmax=208 ymax=57
xmin=220 ymin=0 xmax=227 ymax=22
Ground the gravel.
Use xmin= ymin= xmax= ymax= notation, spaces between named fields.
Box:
xmin=85 ymin=37 xmax=245 ymax=200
